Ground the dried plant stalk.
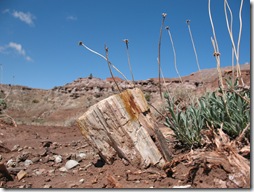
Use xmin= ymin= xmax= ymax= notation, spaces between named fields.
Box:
xmin=224 ymin=0 xmax=244 ymax=85
xmin=79 ymin=41 xmax=129 ymax=82
xmin=165 ymin=26 xmax=182 ymax=83
xmin=224 ymin=0 xmax=235 ymax=81
xmin=208 ymin=0 xmax=224 ymax=90
xmin=186 ymin=20 xmax=201 ymax=72
xmin=123 ymin=39 xmax=135 ymax=84
xmin=105 ymin=45 xmax=121 ymax=93
xmin=157 ymin=13 xmax=167 ymax=99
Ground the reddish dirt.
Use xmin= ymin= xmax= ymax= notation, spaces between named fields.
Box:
xmin=0 ymin=123 xmax=249 ymax=188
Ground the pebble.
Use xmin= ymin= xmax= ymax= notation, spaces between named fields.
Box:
xmin=53 ymin=155 xmax=62 ymax=163
xmin=42 ymin=140 xmax=52 ymax=148
xmin=77 ymin=153 xmax=86 ymax=159
xmin=45 ymin=178 xmax=51 ymax=182
xmin=43 ymin=184 xmax=52 ymax=188
xmin=16 ymin=153 xmax=29 ymax=162
xmin=0 ymin=155 xmax=2 ymax=161
xmin=24 ymin=159 xmax=33 ymax=167
xmin=34 ymin=168 xmax=46 ymax=175
xmin=65 ymin=160 xmax=79 ymax=170
xmin=48 ymin=169 xmax=55 ymax=174
xmin=172 ymin=185 xmax=192 ymax=188
xmin=11 ymin=144 xmax=20 ymax=152
xmin=31 ymin=156 xmax=40 ymax=163
xmin=6 ymin=159 xmax=16 ymax=167
xmin=59 ymin=167 xmax=67 ymax=172
xmin=17 ymin=170 xmax=27 ymax=181
xmin=79 ymin=178 xmax=85 ymax=183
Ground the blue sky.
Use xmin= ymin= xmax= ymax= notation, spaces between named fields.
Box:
xmin=0 ymin=0 xmax=251 ymax=89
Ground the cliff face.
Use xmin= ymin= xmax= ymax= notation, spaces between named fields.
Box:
xmin=2 ymin=64 xmax=250 ymax=127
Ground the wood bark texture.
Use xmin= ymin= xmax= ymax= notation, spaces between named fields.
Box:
xmin=77 ymin=88 xmax=166 ymax=168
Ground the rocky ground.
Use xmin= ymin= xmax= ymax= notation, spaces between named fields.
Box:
xmin=0 ymin=64 xmax=251 ymax=188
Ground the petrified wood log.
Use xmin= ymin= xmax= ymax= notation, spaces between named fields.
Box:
xmin=77 ymin=88 xmax=166 ymax=168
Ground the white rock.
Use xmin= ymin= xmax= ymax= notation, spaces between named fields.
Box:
xmin=59 ymin=167 xmax=67 ymax=172
xmin=53 ymin=155 xmax=62 ymax=163
xmin=24 ymin=159 xmax=33 ymax=167
xmin=172 ymin=185 xmax=192 ymax=188
xmin=6 ymin=159 xmax=16 ymax=167
xmin=43 ymin=184 xmax=52 ymax=188
xmin=77 ymin=153 xmax=86 ymax=159
xmin=11 ymin=144 xmax=20 ymax=151
xmin=65 ymin=160 xmax=79 ymax=170
xmin=79 ymin=178 xmax=85 ymax=183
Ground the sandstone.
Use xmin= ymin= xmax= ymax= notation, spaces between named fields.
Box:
xmin=17 ymin=170 xmax=27 ymax=181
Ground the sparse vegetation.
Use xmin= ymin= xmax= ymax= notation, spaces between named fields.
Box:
xmin=165 ymin=78 xmax=250 ymax=148
xmin=165 ymin=94 xmax=204 ymax=147
xmin=144 ymin=92 xmax=151 ymax=102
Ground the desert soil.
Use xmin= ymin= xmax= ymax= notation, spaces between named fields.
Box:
xmin=0 ymin=64 xmax=250 ymax=188
xmin=0 ymin=123 xmax=249 ymax=188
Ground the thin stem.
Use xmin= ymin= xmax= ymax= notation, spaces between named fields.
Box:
xmin=209 ymin=0 xmax=232 ymax=122
xmin=105 ymin=45 xmax=121 ymax=93
xmin=123 ymin=39 xmax=135 ymax=84
xmin=165 ymin=26 xmax=182 ymax=83
xmin=160 ymin=67 xmax=171 ymax=99
xmin=209 ymin=0 xmax=224 ymax=89
xmin=237 ymin=0 xmax=244 ymax=84
xmin=157 ymin=13 xmax=167 ymax=99
xmin=79 ymin=41 xmax=129 ymax=82
xmin=186 ymin=20 xmax=201 ymax=72
xmin=224 ymin=0 xmax=235 ymax=81
xmin=223 ymin=0 xmax=244 ymax=85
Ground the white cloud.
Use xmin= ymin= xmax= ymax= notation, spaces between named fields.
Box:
xmin=66 ymin=15 xmax=77 ymax=21
xmin=8 ymin=42 xmax=26 ymax=56
xmin=0 ymin=42 xmax=33 ymax=62
xmin=12 ymin=10 xmax=36 ymax=26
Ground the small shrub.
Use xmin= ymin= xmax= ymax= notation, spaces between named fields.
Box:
xmin=165 ymin=95 xmax=204 ymax=148
xmin=0 ymin=99 xmax=7 ymax=113
xmin=144 ymin=92 xmax=151 ymax=102
xmin=164 ymin=78 xmax=250 ymax=147
xmin=199 ymin=78 xmax=250 ymax=139
xmin=88 ymin=73 xmax=93 ymax=79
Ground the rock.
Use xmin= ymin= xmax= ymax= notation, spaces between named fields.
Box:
xmin=24 ymin=159 xmax=33 ymax=167
xmin=16 ymin=153 xmax=29 ymax=162
xmin=65 ymin=160 xmax=79 ymax=170
xmin=17 ymin=170 xmax=27 ymax=181
xmin=44 ymin=178 xmax=51 ymax=182
xmin=59 ymin=167 xmax=67 ymax=172
xmin=53 ymin=155 xmax=62 ymax=163
xmin=42 ymin=140 xmax=52 ymax=148
xmin=43 ymin=184 xmax=52 ymax=188
xmin=40 ymin=149 xmax=48 ymax=157
xmin=34 ymin=169 xmax=45 ymax=175
xmin=79 ymin=178 xmax=85 ymax=183
xmin=31 ymin=156 xmax=40 ymax=163
xmin=77 ymin=153 xmax=86 ymax=159
xmin=11 ymin=144 xmax=20 ymax=152
xmin=6 ymin=159 xmax=16 ymax=167
xmin=0 ymin=155 xmax=2 ymax=161
xmin=48 ymin=169 xmax=55 ymax=176
xmin=172 ymin=185 xmax=192 ymax=188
